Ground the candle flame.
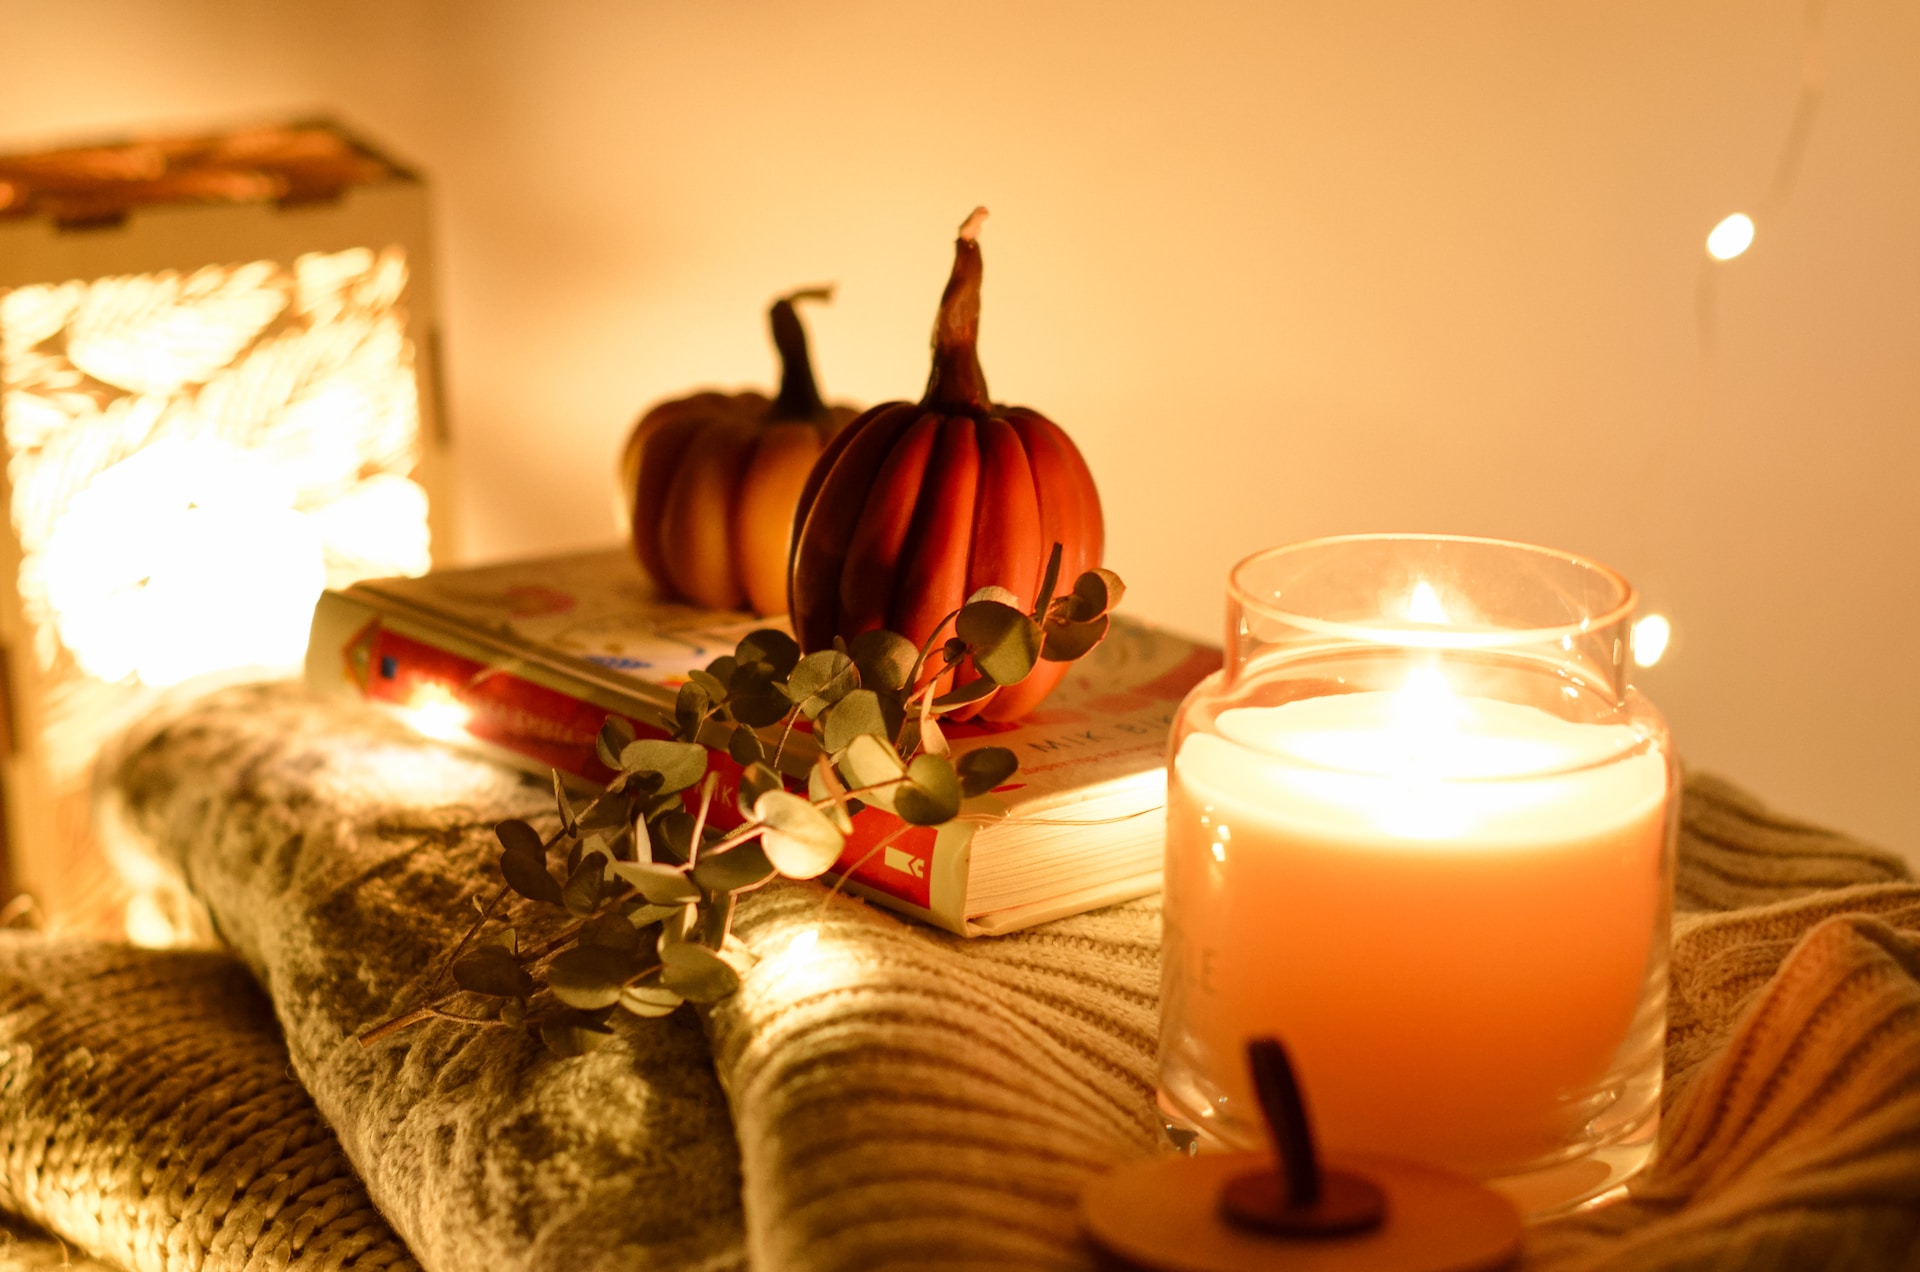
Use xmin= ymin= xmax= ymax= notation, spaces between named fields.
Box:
xmin=1407 ymin=581 xmax=1449 ymax=625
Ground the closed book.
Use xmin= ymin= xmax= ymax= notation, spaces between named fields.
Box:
xmin=304 ymin=547 xmax=1218 ymax=935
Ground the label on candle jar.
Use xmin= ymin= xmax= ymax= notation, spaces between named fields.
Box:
xmin=1159 ymin=684 xmax=1670 ymax=1179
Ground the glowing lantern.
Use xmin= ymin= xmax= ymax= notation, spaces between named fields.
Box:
xmin=0 ymin=121 xmax=453 ymax=929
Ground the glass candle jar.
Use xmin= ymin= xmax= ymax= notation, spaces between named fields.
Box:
xmin=1157 ymin=534 xmax=1676 ymax=1219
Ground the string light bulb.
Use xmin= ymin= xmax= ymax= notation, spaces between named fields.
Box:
xmin=1706 ymin=214 xmax=1756 ymax=261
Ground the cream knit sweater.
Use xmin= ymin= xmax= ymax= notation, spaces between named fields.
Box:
xmin=52 ymin=683 xmax=1917 ymax=1271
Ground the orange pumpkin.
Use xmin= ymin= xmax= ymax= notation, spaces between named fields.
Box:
xmin=787 ymin=209 xmax=1103 ymax=722
xmin=621 ymin=290 xmax=858 ymax=615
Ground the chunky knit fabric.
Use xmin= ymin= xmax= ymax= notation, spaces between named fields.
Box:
xmin=0 ymin=936 xmax=415 ymax=1272
xmin=81 ymin=682 xmax=1920 ymax=1271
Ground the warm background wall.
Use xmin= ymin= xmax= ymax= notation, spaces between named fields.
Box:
xmin=3 ymin=0 xmax=1915 ymax=860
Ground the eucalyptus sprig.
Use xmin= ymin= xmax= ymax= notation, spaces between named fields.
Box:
xmin=358 ymin=545 xmax=1125 ymax=1056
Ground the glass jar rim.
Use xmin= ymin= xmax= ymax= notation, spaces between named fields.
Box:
xmin=1228 ymin=533 xmax=1638 ymax=650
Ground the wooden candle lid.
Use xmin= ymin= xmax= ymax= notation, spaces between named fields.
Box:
xmin=1080 ymin=1150 xmax=1521 ymax=1272
xmin=1081 ymin=1038 xmax=1522 ymax=1272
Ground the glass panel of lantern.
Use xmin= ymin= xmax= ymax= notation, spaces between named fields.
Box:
xmin=0 ymin=121 xmax=455 ymax=933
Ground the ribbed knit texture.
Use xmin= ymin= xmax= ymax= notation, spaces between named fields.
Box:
xmin=93 ymin=682 xmax=1920 ymax=1271
xmin=0 ymin=936 xmax=415 ymax=1272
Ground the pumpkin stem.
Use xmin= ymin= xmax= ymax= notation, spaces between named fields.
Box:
xmin=922 ymin=207 xmax=991 ymax=413
xmin=771 ymin=286 xmax=833 ymax=419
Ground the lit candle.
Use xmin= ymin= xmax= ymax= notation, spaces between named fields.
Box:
xmin=1157 ymin=536 xmax=1676 ymax=1214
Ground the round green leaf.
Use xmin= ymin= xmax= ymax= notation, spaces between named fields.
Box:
xmin=648 ymin=810 xmax=695 ymax=863
xmin=691 ymin=840 xmax=778 ymax=893
xmin=617 ymin=739 xmax=709 ymax=793
xmin=737 ymin=762 xmax=784 ymax=816
xmin=966 ymin=584 xmax=1022 ymax=609
xmin=595 ymin=718 xmax=637 ymax=770
xmin=808 ymin=760 xmax=854 ymax=833
xmin=822 ymin=689 xmax=891 ymax=753
xmin=847 ymin=629 xmax=917 ymax=692
xmin=580 ymin=912 xmax=642 ymax=956
xmin=1041 ymin=613 xmax=1111 ymax=663
xmin=618 ymin=983 xmax=683 ymax=1018
xmin=836 ymin=733 xmax=905 ymax=811
xmin=956 ymin=600 xmax=1042 ymax=685
xmin=674 ymin=681 xmax=711 ymax=741
xmin=895 ymin=752 xmax=962 ymax=826
xmin=754 ymin=789 xmax=846 ymax=879
xmin=500 ymin=844 xmax=563 ymax=906
xmin=729 ymin=729 xmax=766 ymax=766
xmin=548 ymin=944 xmax=633 ymax=1010
xmin=660 ymin=941 xmax=741 ymax=1003
xmin=788 ymin=649 xmax=859 ymax=717
xmin=451 ymin=944 xmax=533 ymax=999
xmin=736 ymin=628 xmax=801 ymax=678
xmin=955 ymin=746 xmax=1019 ymax=798
xmin=495 ymin=818 xmax=544 ymax=858
xmin=608 ymin=859 xmax=700 ymax=904
xmin=562 ymin=850 xmax=608 ymax=917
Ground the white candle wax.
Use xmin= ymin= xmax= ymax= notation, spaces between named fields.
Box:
xmin=1163 ymin=673 xmax=1670 ymax=1176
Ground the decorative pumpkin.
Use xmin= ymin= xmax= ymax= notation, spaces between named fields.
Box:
xmin=621 ymin=290 xmax=859 ymax=615
xmin=788 ymin=208 xmax=1104 ymax=722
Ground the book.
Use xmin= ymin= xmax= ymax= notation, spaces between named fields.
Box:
xmin=303 ymin=547 xmax=1219 ymax=936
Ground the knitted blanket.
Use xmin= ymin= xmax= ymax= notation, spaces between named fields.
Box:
xmin=90 ymin=682 xmax=1918 ymax=1271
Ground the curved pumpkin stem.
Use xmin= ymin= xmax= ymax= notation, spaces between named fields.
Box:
xmin=771 ymin=286 xmax=833 ymax=420
xmin=922 ymin=207 xmax=991 ymax=413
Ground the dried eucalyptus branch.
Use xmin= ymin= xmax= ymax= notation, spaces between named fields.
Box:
xmin=358 ymin=543 xmax=1125 ymax=1056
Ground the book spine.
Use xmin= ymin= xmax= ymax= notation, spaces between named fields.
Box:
xmin=305 ymin=589 xmax=968 ymax=931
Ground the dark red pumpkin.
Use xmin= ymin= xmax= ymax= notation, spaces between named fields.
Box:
xmin=787 ymin=208 xmax=1103 ymax=722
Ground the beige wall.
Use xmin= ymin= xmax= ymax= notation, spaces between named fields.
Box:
xmin=3 ymin=0 xmax=1916 ymax=859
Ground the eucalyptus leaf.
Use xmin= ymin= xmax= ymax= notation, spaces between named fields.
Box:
xmin=847 ymin=629 xmax=916 ymax=692
xmin=674 ymin=681 xmax=710 ymax=741
xmin=705 ymin=654 xmax=738 ymax=686
xmin=500 ymin=843 xmax=563 ymax=906
xmin=1041 ymin=613 xmax=1111 ymax=662
xmin=918 ymin=714 xmax=949 ymax=758
xmin=822 ymin=689 xmax=893 ymax=753
xmin=541 ymin=1011 xmax=616 ymax=1057
xmin=562 ymin=850 xmax=608 ymax=917
xmin=737 ymin=762 xmax=784 ymax=815
xmin=1071 ymin=568 xmax=1127 ymax=620
xmin=648 ymin=810 xmax=695 ymax=863
xmin=837 ymin=733 xmax=905 ymax=811
xmin=691 ymin=839 xmax=778 ymax=892
xmin=623 ymin=901 xmax=680 ymax=929
xmin=755 ymin=789 xmax=845 ymax=879
xmin=660 ymin=940 xmax=741 ymax=1003
xmin=548 ymin=943 xmax=634 ymax=1010
xmin=552 ymin=771 xmax=578 ymax=834
xmin=596 ymin=717 xmax=637 ymax=770
xmin=894 ymin=752 xmax=962 ymax=826
xmin=451 ymin=944 xmax=533 ymax=999
xmin=617 ymin=739 xmax=708 ymax=793
xmin=955 ymin=600 xmax=1042 ymax=685
xmin=788 ymin=649 xmax=858 ymax=716
xmin=658 ymin=901 xmax=698 ymax=947
xmin=736 ymin=628 xmax=801 ymax=678
xmin=726 ymin=661 xmax=793 ymax=727
xmin=966 ymin=584 xmax=1023 ymax=609
xmin=578 ymin=798 xmax=628 ymax=832
xmin=495 ymin=818 xmax=545 ymax=859
xmin=701 ymin=891 xmax=737 ymax=947
xmin=728 ymin=728 xmax=766 ymax=766
xmin=484 ymin=927 xmax=518 ymax=955
xmin=956 ymin=746 xmax=1019 ymax=797
xmin=580 ymin=912 xmax=642 ymax=955
xmin=808 ymin=758 xmax=855 ymax=833
xmin=618 ymin=983 xmax=683 ymax=1018
xmin=608 ymin=859 xmax=700 ymax=904
xmin=930 ymin=676 xmax=1001 ymax=710
xmin=688 ymin=668 xmax=730 ymax=700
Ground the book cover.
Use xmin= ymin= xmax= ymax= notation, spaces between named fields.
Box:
xmin=305 ymin=547 xmax=1219 ymax=934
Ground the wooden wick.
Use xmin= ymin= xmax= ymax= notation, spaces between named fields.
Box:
xmin=1218 ymin=1037 xmax=1387 ymax=1238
